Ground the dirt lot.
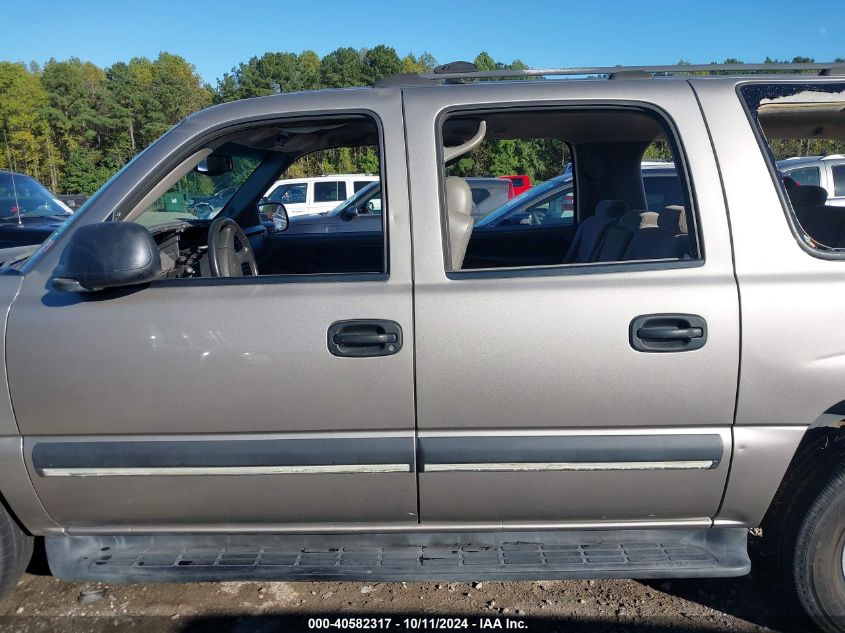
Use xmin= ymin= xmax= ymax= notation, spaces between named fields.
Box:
xmin=0 ymin=535 xmax=817 ymax=633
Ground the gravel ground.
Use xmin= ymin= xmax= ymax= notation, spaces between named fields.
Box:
xmin=0 ymin=535 xmax=817 ymax=633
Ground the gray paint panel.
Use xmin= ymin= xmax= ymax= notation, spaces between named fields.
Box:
xmin=419 ymin=434 xmax=722 ymax=470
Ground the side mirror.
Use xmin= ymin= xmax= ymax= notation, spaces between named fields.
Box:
xmin=195 ymin=154 xmax=233 ymax=177
xmin=52 ymin=222 xmax=161 ymax=292
xmin=503 ymin=212 xmax=531 ymax=226
xmin=257 ymin=198 xmax=282 ymax=222
xmin=270 ymin=203 xmax=289 ymax=232
xmin=343 ymin=204 xmax=362 ymax=220
xmin=257 ymin=199 xmax=288 ymax=231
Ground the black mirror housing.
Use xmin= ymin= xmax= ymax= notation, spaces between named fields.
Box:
xmin=195 ymin=154 xmax=233 ymax=177
xmin=53 ymin=222 xmax=161 ymax=292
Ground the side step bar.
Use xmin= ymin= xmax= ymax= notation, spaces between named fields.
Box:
xmin=46 ymin=528 xmax=750 ymax=583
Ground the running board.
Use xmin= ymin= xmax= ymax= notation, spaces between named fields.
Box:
xmin=46 ymin=528 xmax=750 ymax=583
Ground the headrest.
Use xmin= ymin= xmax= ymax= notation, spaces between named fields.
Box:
xmin=640 ymin=211 xmax=658 ymax=228
xmin=658 ymin=205 xmax=688 ymax=234
xmin=594 ymin=199 xmax=629 ymax=219
xmin=617 ymin=210 xmax=647 ymax=231
xmin=445 ymin=176 xmax=473 ymax=217
xmin=788 ymin=185 xmax=828 ymax=207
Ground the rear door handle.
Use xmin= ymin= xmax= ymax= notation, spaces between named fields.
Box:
xmin=630 ymin=314 xmax=707 ymax=352
xmin=327 ymin=320 xmax=402 ymax=357
xmin=332 ymin=333 xmax=398 ymax=346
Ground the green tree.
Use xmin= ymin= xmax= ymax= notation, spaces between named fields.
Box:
xmin=41 ymin=58 xmax=119 ymax=182
xmin=136 ymin=53 xmax=212 ymax=145
xmin=319 ymin=47 xmax=365 ymax=88
xmin=0 ymin=62 xmax=55 ymax=185
xmin=361 ymin=45 xmax=402 ymax=84
xmin=401 ymin=53 xmax=438 ymax=73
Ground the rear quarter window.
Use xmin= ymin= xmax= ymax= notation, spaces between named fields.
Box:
xmin=739 ymin=82 xmax=845 ymax=254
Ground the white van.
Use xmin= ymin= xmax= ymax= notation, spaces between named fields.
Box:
xmin=264 ymin=175 xmax=379 ymax=217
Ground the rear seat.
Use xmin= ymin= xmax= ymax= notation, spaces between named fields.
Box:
xmin=594 ymin=206 xmax=689 ymax=262
xmin=562 ymin=200 xmax=628 ymax=263
xmin=788 ymin=185 xmax=845 ymax=248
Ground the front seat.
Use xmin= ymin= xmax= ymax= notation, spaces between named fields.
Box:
xmin=562 ymin=199 xmax=628 ymax=263
xmin=446 ymin=176 xmax=474 ymax=270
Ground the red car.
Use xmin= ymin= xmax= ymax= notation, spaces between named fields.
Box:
xmin=501 ymin=174 xmax=531 ymax=196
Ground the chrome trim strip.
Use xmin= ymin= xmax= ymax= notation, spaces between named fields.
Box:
xmin=417 ymin=428 xmax=728 ymax=437
xmin=424 ymin=460 xmax=714 ymax=472
xmin=41 ymin=464 xmax=411 ymax=477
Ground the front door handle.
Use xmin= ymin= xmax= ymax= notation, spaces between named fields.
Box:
xmin=630 ymin=314 xmax=707 ymax=352
xmin=327 ymin=320 xmax=402 ymax=357
xmin=636 ymin=326 xmax=704 ymax=341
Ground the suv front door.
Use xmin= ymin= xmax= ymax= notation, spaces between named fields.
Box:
xmin=6 ymin=91 xmax=417 ymax=531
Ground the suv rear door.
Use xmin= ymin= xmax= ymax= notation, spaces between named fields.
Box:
xmin=403 ymin=79 xmax=739 ymax=526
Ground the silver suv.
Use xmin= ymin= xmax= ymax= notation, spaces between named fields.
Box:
xmin=0 ymin=61 xmax=845 ymax=632
xmin=778 ymin=154 xmax=845 ymax=207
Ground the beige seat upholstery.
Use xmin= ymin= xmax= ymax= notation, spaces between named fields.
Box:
xmin=445 ymin=176 xmax=474 ymax=270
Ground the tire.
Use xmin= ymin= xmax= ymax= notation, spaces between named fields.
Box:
xmin=0 ymin=501 xmax=32 ymax=601
xmin=789 ymin=461 xmax=845 ymax=632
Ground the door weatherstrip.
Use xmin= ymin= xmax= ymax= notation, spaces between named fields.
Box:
xmin=423 ymin=460 xmax=714 ymax=473
xmin=40 ymin=464 xmax=411 ymax=477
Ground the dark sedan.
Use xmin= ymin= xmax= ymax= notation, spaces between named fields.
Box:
xmin=267 ymin=180 xmax=383 ymax=234
xmin=0 ymin=171 xmax=73 ymax=249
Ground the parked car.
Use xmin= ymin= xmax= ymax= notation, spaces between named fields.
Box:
xmin=464 ymin=176 xmax=514 ymax=220
xmin=266 ymin=180 xmax=383 ymax=233
xmin=776 ymin=155 xmax=845 ymax=207
xmin=57 ymin=195 xmax=88 ymax=211
xmin=476 ymin=164 xmax=682 ymax=228
xmin=264 ymin=174 xmax=378 ymax=217
xmin=269 ymin=178 xmax=510 ymax=233
xmin=4 ymin=62 xmax=845 ymax=632
xmin=501 ymin=174 xmax=531 ymax=195
xmin=188 ymin=186 xmax=238 ymax=219
xmin=0 ymin=170 xmax=73 ymax=249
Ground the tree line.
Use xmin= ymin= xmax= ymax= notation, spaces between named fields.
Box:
xmin=0 ymin=49 xmax=842 ymax=194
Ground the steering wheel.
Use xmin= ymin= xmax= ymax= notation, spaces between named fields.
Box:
xmin=207 ymin=217 xmax=259 ymax=277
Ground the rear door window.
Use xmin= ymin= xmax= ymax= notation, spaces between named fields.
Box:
xmin=833 ymin=164 xmax=845 ymax=197
xmin=314 ymin=181 xmax=347 ymax=203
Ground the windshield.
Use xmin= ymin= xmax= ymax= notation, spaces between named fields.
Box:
xmin=475 ymin=176 xmax=569 ymax=227
xmin=0 ymin=172 xmax=72 ymax=221
xmin=328 ymin=181 xmax=381 ymax=216
xmin=134 ymin=143 xmax=266 ymax=228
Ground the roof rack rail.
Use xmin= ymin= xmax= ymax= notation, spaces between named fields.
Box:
xmin=414 ymin=62 xmax=845 ymax=81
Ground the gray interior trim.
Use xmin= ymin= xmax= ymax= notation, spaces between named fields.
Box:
xmin=32 ymin=437 xmax=414 ymax=476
